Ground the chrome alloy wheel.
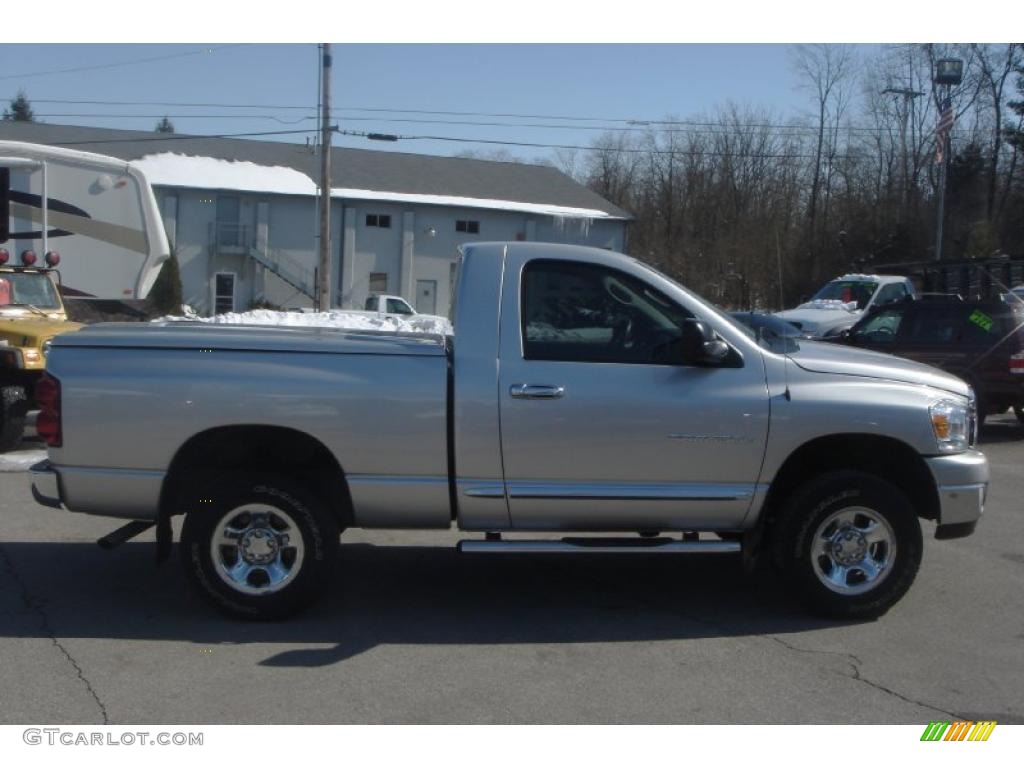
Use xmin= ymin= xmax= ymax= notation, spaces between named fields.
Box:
xmin=210 ymin=504 xmax=305 ymax=595
xmin=811 ymin=507 xmax=897 ymax=596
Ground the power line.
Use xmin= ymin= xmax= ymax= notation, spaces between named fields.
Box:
xmin=33 ymin=113 xmax=314 ymax=124
xmin=16 ymin=104 xmax=957 ymax=141
xmin=4 ymin=96 xmax=934 ymax=135
xmin=56 ymin=127 xmax=321 ymax=146
xmin=334 ymin=128 xmax=858 ymax=161
xmin=0 ymin=45 xmax=247 ymax=81
xmin=11 ymin=97 xmax=315 ymax=110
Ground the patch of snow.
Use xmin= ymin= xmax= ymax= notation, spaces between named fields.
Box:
xmin=156 ymin=308 xmax=453 ymax=335
xmin=330 ymin=187 xmax=615 ymax=219
xmin=130 ymin=152 xmax=620 ymax=219
xmin=133 ymin=153 xmax=318 ymax=196
xmin=0 ymin=449 xmax=46 ymax=473
xmin=797 ymin=299 xmax=860 ymax=312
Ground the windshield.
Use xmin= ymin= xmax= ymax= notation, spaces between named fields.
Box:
xmin=0 ymin=272 xmax=61 ymax=310
xmin=810 ymin=279 xmax=878 ymax=310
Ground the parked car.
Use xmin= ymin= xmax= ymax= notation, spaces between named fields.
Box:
xmin=363 ymin=293 xmax=417 ymax=316
xmin=838 ymin=298 xmax=1024 ymax=425
xmin=775 ymin=273 xmax=917 ymax=339
xmin=31 ymin=242 xmax=987 ymax=621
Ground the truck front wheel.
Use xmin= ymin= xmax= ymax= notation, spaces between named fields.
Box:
xmin=772 ymin=471 xmax=922 ymax=619
xmin=0 ymin=385 xmax=28 ymax=453
xmin=180 ymin=473 xmax=339 ymax=620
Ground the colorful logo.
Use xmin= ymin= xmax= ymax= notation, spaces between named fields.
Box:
xmin=921 ymin=721 xmax=997 ymax=741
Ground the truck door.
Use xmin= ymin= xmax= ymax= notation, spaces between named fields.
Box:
xmin=497 ymin=254 xmax=770 ymax=531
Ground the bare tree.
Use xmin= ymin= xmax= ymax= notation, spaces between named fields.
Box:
xmin=790 ymin=44 xmax=857 ymax=281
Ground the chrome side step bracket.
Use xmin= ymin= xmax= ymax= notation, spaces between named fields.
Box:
xmin=457 ymin=536 xmax=740 ymax=555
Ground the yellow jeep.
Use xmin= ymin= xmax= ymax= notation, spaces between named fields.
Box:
xmin=0 ymin=257 xmax=82 ymax=452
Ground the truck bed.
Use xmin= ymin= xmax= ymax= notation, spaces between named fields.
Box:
xmin=46 ymin=322 xmax=452 ymax=526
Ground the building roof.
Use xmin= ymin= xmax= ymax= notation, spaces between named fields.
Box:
xmin=0 ymin=121 xmax=630 ymax=220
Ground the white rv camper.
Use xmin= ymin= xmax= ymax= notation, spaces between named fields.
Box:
xmin=0 ymin=140 xmax=169 ymax=299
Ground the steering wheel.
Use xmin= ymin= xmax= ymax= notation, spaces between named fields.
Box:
xmin=868 ymin=326 xmax=895 ymax=341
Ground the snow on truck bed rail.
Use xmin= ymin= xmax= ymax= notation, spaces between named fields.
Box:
xmin=156 ymin=308 xmax=453 ymax=335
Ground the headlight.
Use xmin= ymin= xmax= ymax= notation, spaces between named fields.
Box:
xmin=930 ymin=399 xmax=970 ymax=453
xmin=43 ymin=339 xmax=52 ymax=358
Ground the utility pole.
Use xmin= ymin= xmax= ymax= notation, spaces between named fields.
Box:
xmin=317 ymin=43 xmax=333 ymax=310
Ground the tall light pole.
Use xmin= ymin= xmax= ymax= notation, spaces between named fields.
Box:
xmin=933 ymin=57 xmax=963 ymax=262
xmin=318 ymin=43 xmax=333 ymax=309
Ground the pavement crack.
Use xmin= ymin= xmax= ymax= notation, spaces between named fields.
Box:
xmin=767 ymin=634 xmax=962 ymax=720
xmin=0 ymin=543 xmax=110 ymax=725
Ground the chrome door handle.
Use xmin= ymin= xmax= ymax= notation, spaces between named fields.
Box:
xmin=510 ymin=384 xmax=565 ymax=399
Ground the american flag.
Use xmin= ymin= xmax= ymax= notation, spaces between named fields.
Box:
xmin=935 ymin=98 xmax=955 ymax=163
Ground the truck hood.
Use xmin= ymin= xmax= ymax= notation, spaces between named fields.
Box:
xmin=775 ymin=304 xmax=863 ymax=333
xmin=788 ymin=340 xmax=970 ymax=398
xmin=0 ymin=315 xmax=82 ymax=344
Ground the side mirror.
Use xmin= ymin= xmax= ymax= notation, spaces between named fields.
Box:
xmin=679 ymin=320 xmax=730 ymax=365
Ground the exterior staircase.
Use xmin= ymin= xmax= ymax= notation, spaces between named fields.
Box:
xmin=248 ymin=246 xmax=316 ymax=300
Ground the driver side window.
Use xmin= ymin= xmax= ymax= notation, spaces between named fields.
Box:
xmin=853 ymin=308 xmax=904 ymax=344
xmin=521 ymin=260 xmax=693 ymax=364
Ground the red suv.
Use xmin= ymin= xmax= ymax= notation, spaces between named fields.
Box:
xmin=840 ymin=298 xmax=1024 ymax=425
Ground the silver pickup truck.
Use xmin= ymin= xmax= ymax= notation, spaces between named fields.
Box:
xmin=30 ymin=242 xmax=988 ymax=620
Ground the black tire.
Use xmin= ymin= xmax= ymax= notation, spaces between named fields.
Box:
xmin=180 ymin=473 xmax=339 ymax=620
xmin=771 ymin=471 xmax=922 ymax=620
xmin=0 ymin=385 xmax=28 ymax=453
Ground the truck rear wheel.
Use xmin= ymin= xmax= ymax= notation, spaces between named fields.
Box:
xmin=180 ymin=473 xmax=339 ymax=620
xmin=772 ymin=471 xmax=922 ymax=620
xmin=0 ymin=385 xmax=28 ymax=453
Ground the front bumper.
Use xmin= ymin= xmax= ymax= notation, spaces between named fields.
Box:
xmin=925 ymin=450 xmax=989 ymax=539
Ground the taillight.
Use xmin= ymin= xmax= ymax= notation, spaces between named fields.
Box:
xmin=35 ymin=374 xmax=61 ymax=447
xmin=1011 ymin=352 xmax=1024 ymax=375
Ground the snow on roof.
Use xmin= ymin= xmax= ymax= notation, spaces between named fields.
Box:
xmin=131 ymin=152 xmax=616 ymax=219
xmin=329 ymin=187 xmax=614 ymax=219
xmin=132 ymin=153 xmax=318 ymax=196
xmin=832 ymin=273 xmax=907 ymax=283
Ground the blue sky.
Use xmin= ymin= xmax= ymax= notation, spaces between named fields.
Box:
xmin=0 ymin=43 xmax=881 ymax=161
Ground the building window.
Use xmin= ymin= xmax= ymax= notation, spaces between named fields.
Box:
xmin=456 ymin=220 xmax=480 ymax=234
xmin=366 ymin=214 xmax=392 ymax=229
xmin=369 ymin=272 xmax=389 ymax=294
xmin=214 ymin=272 xmax=236 ymax=315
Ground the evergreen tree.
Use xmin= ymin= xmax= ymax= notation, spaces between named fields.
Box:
xmin=154 ymin=116 xmax=175 ymax=134
xmin=2 ymin=90 xmax=34 ymax=122
xmin=148 ymin=250 xmax=183 ymax=315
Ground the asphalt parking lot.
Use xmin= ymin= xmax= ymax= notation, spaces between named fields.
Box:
xmin=1 ymin=417 xmax=1023 ymax=725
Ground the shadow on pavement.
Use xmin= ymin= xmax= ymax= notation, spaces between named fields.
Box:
xmin=978 ymin=414 xmax=1024 ymax=444
xmin=0 ymin=540 xmax=861 ymax=667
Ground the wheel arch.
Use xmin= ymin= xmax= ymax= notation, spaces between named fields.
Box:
xmin=761 ymin=433 xmax=940 ymax=529
xmin=158 ymin=425 xmax=354 ymax=556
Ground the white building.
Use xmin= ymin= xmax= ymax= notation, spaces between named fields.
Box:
xmin=0 ymin=122 xmax=630 ymax=316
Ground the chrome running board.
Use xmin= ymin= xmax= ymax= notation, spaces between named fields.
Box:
xmin=457 ymin=536 xmax=740 ymax=554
